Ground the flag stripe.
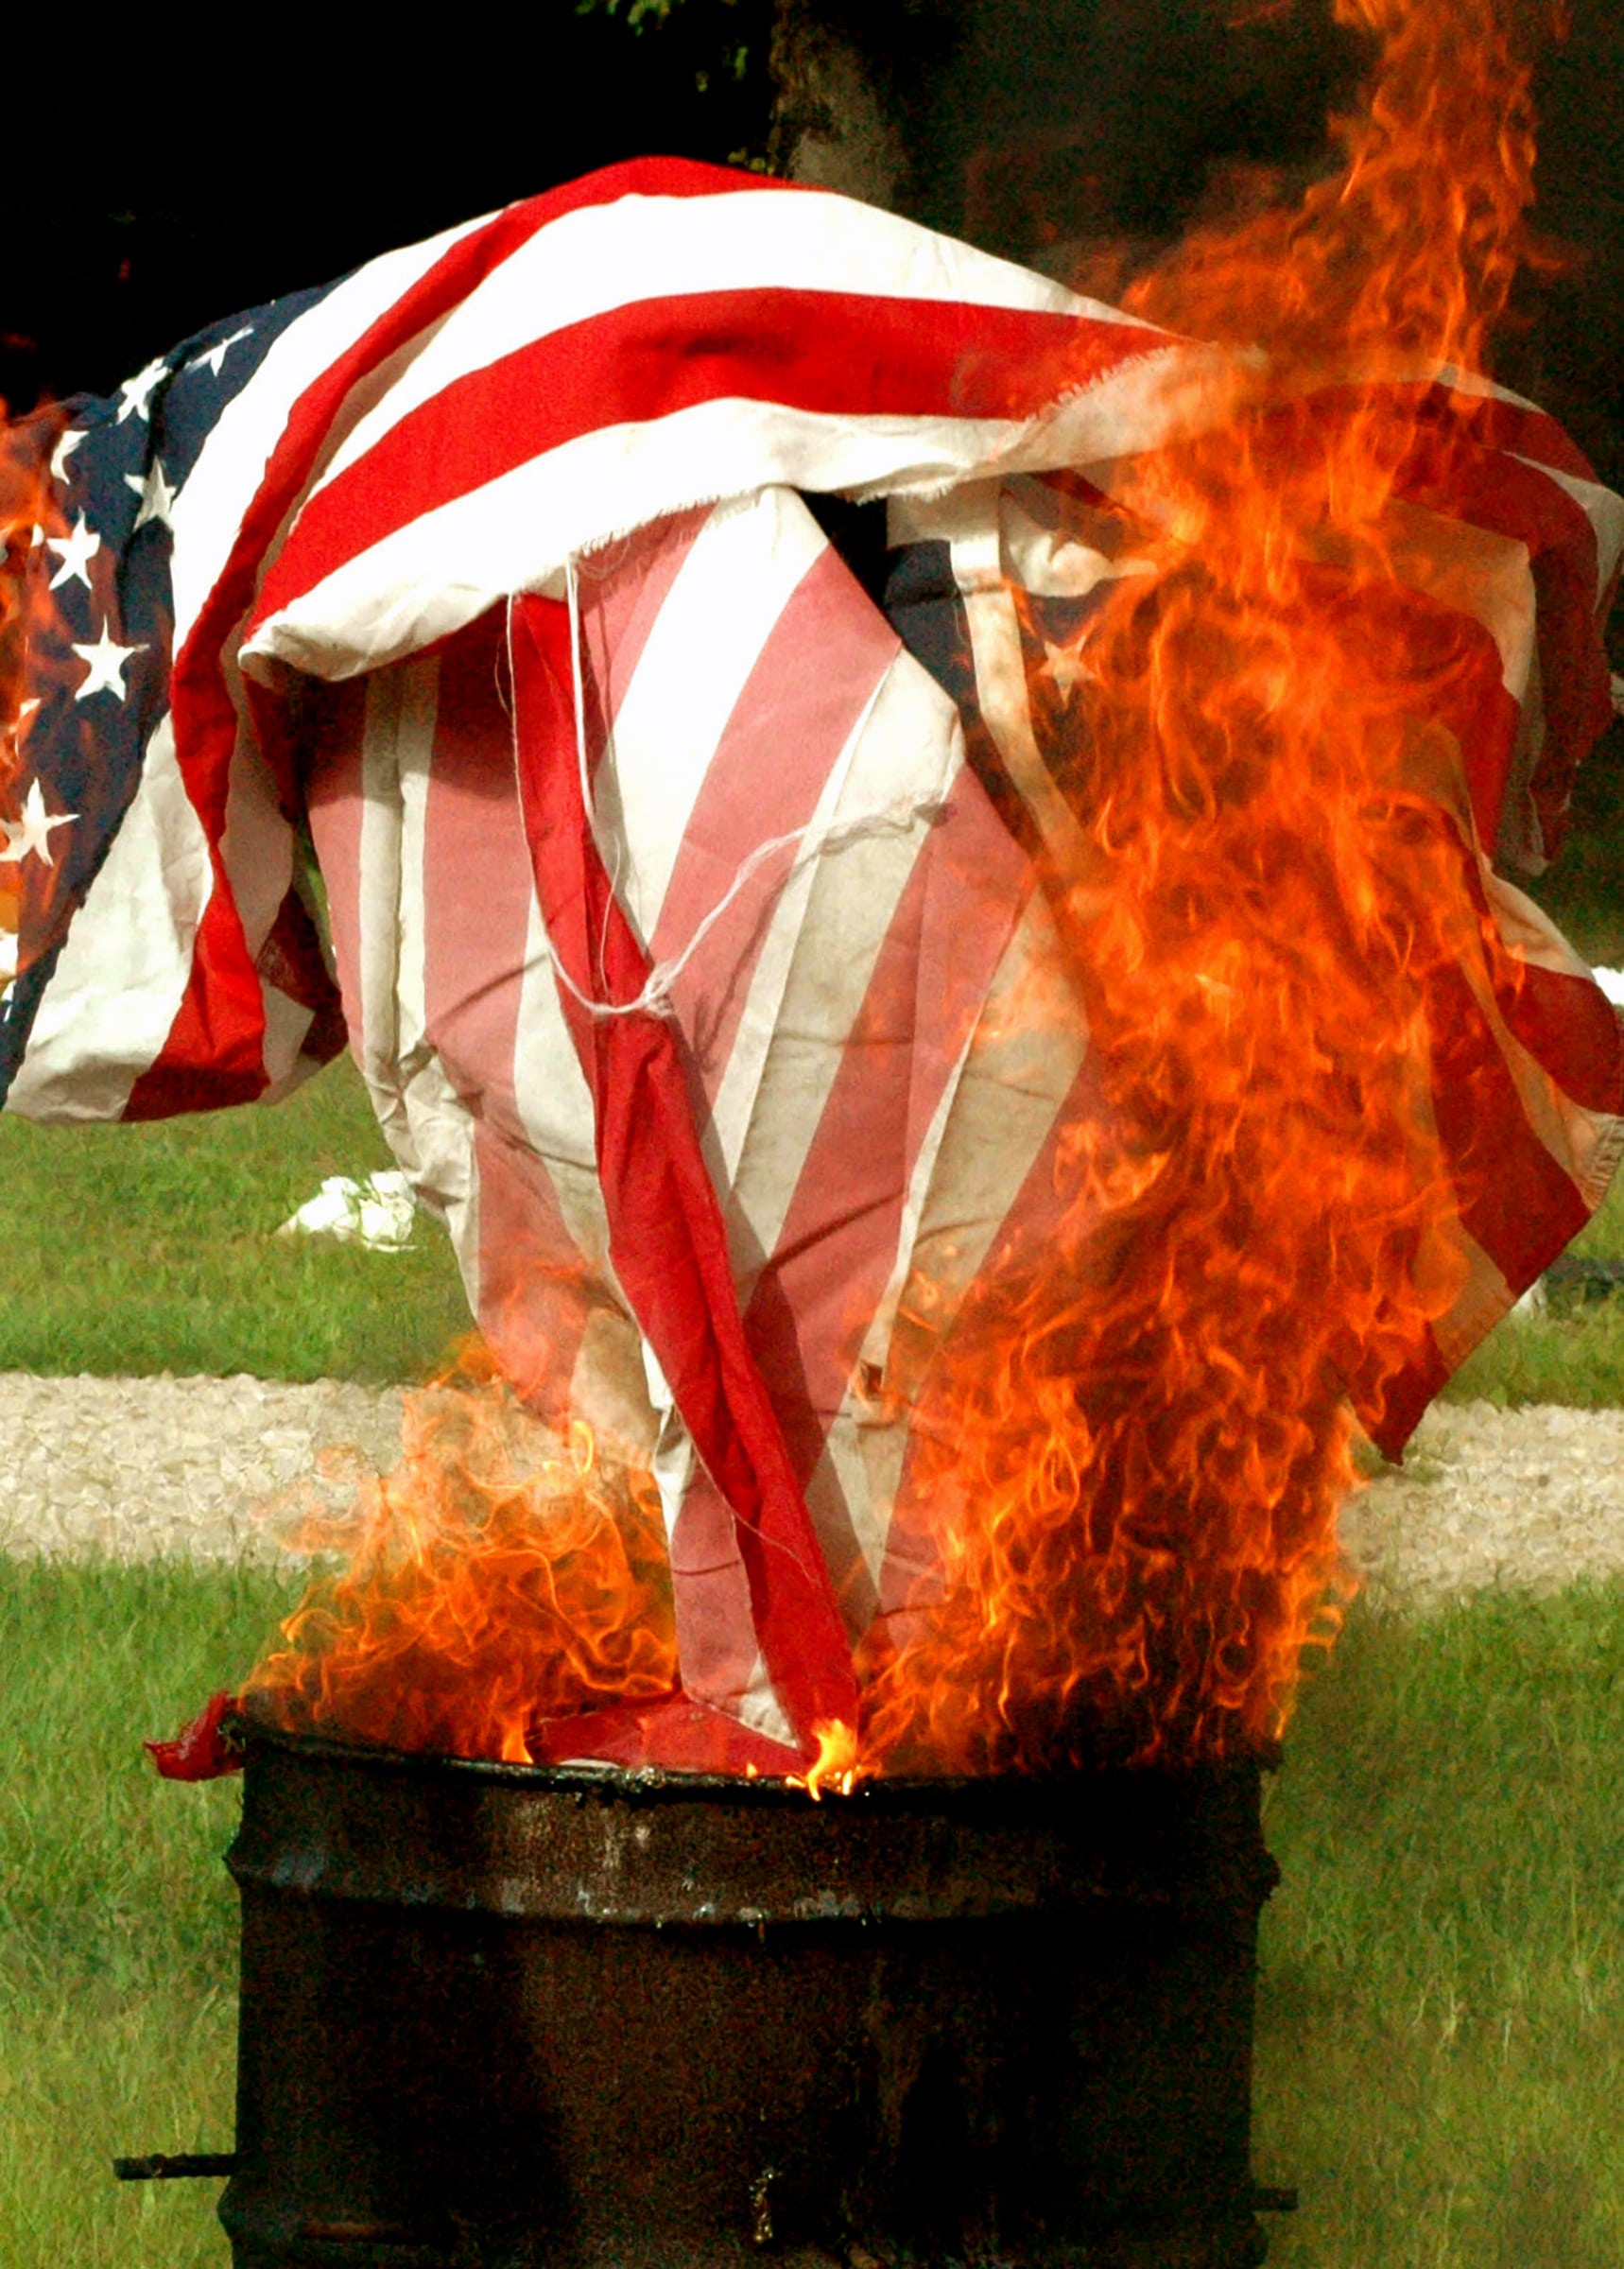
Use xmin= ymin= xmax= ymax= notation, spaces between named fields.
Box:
xmin=510 ymin=589 xmax=858 ymax=1755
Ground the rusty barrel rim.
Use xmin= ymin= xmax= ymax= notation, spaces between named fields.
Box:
xmin=227 ymin=1708 xmax=1281 ymax=1803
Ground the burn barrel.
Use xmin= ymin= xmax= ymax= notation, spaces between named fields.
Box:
xmin=220 ymin=1724 xmax=1281 ymax=2269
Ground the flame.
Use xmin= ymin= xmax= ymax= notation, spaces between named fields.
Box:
xmin=221 ymin=0 xmax=1592 ymax=1782
xmin=247 ymin=1347 xmax=678 ymax=1763
xmin=1 ymin=402 xmax=101 ymax=1002
xmin=855 ymin=0 xmax=1555 ymax=1774
xmin=0 ymin=423 xmax=51 ymax=799
xmin=788 ymin=1720 xmax=860 ymax=1800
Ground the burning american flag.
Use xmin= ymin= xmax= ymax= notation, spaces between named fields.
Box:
xmin=7 ymin=0 xmax=1624 ymax=1781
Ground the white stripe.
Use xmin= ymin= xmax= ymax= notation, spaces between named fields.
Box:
xmin=354 ymin=670 xmax=406 ymax=1084
xmin=510 ymin=893 xmax=618 ymax=1275
xmin=824 ymin=893 xmax=1091 ymax=1594
xmin=720 ymin=650 xmax=965 ymax=1279
xmin=307 ymin=184 xmax=1132 ymax=500
xmin=392 ymin=659 xmax=440 ymax=1066
xmin=595 ymin=490 xmax=829 ymax=944
xmin=345 ymin=661 xmax=432 ymax=1179
xmin=7 ymin=715 xmax=210 ymax=1120
xmin=242 ymin=353 xmax=1201 ymax=689
xmin=168 ymin=210 xmax=491 ymax=650
xmin=339 ymin=656 xmax=482 ymax=1288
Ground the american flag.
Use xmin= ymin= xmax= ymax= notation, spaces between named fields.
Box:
xmin=7 ymin=158 xmax=1622 ymax=1772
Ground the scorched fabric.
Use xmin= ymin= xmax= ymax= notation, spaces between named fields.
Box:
xmin=2 ymin=155 xmax=1620 ymax=1778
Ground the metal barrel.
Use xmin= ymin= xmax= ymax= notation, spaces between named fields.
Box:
xmin=219 ymin=1724 xmax=1280 ymax=2269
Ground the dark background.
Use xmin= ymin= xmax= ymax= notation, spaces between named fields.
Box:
xmin=0 ymin=4 xmax=777 ymax=414
xmin=6 ymin=0 xmax=1620 ymax=489
xmin=3 ymin=0 xmax=1617 ymax=916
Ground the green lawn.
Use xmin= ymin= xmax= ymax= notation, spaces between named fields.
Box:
xmin=3 ymin=1560 xmax=1622 ymax=2268
xmin=1256 ymin=1587 xmax=1624 ymax=2267
xmin=0 ymin=1031 xmax=1620 ymax=1408
xmin=0 ymin=1560 xmax=301 ymax=2269
xmin=0 ymin=1056 xmax=470 ymax=1382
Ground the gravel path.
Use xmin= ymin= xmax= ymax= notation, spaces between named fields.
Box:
xmin=1340 ymin=1399 xmax=1624 ymax=1605
xmin=0 ymin=1375 xmax=404 ymax=1567
xmin=0 ymin=1374 xmax=1619 ymax=1607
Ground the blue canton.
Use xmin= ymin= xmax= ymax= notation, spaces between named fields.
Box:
xmin=0 ymin=284 xmax=334 ymax=1100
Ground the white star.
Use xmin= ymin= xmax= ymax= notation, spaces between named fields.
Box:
xmin=187 ymin=323 xmax=251 ymax=379
xmin=115 ymin=357 xmax=169 ymax=424
xmin=1 ymin=778 xmax=78 ymax=868
xmin=1043 ymin=638 xmax=1094 ymax=702
xmin=45 ymin=513 xmax=102 ymax=592
xmin=72 ymin=621 xmax=147 ymax=701
xmin=124 ymin=459 xmax=178 ymax=531
xmin=49 ymin=427 xmax=85 ymax=483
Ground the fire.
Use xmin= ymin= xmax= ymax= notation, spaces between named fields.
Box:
xmin=858 ymin=0 xmax=1557 ymax=1772
xmin=1 ymin=422 xmax=50 ymax=796
xmin=1 ymin=402 xmax=97 ymax=1005
xmin=238 ymin=0 xmax=1597 ymax=1784
xmin=249 ymin=1347 xmax=677 ymax=1764
xmin=788 ymin=1720 xmax=860 ymax=1800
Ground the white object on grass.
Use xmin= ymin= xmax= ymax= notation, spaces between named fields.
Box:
xmin=276 ymin=1171 xmax=417 ymax=1250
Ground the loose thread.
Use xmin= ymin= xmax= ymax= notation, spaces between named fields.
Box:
xmin=505 ymin=590 xmax=951 ymax=1025
xmin=547 ymin=794 xmax=951 ymax=1024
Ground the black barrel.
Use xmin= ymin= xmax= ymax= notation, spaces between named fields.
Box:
xmin=220 ymin=1724 xmax=1280 ymax=2269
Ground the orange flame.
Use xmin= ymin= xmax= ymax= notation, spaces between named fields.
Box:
xmin=0 ymin=417 xmax=54 ymax=800
xmin=1 ymin=401 xmax=99 ymax=998
xmin=246 ymin=0 xmax=1584 ymax=1783
xmin=788 ymin=1719 xmax=860 ymax=1800
xmin=248 ymin=1348 xmax=677 ymax=1763
xmin=856 ymin=0 xmax=1554 ymax=1773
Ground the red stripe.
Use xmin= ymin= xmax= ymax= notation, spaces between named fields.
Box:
xmin=1352 ymin=1325 xmax=1451 ymax=1462
xmin=527 ymin=1689 xmax=803 ymax=1775
xmin=139 ymin=162 xmax=778 ymax=1118
xmin=1251 ymin=383 xmax=1614 ymax=855
xmin=1425 ymin=952 xmax=1591 ymax=1289
xmin=1494 ymin=961 xmax=1624 ymax=1119
xmin=248 ymin=294 xmax=1151 ymax=632
xmin=421 ymin=614 xmax=533 ymax=1134
xmin=1263 ymin=377 xmax=1603 ymax=490
xmin=510 ymin=590 xmax=858 ymax=1758
xmin=121 ymin=879 xmax=272 ymax=1117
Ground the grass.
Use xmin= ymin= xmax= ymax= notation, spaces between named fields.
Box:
xmin=3 ymin=1559 xmax=1624 ymax=2268
xmin=1257 ymin=1583 xmax=1624 ymax=2267
xmin=0 ymin=1055 xmax=470 ymax=1382
xmin=0 ymin=1557 xmax=302 ymax=2269
xmin=0 ymin=1016 xmax=1621 ymax=1411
